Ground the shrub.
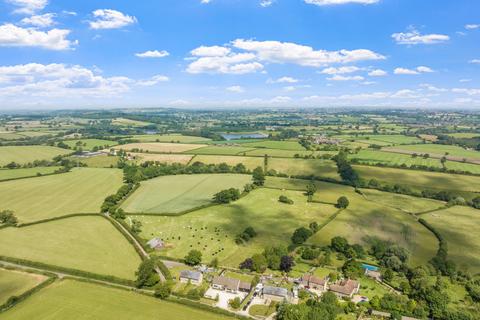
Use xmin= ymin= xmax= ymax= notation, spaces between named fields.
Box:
xmin=185 ymin=250 xmax=202 ymax=266
xmin=278 ymin=195 xmax=294 ymax=204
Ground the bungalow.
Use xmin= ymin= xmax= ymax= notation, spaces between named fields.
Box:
xmin=299 ymin=274 xmax=328 ymax=293
xmin=211 ymin=275 xmax=251 ymax=294
xmin=146 ymin=238 xmax=164 ymax=250
xmin=262 ymin=286 xmax=289 ymax=302
xmin=329 ymin=279 xmax=360 ymax=299
xmin=179 ymin=270 xmax=203 ymax=285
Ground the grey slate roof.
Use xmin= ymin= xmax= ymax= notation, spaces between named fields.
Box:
xmin=180 ymin=270 xmax=202 ymax=281
xmin=263 ymin=285 xmax=288 ymax=298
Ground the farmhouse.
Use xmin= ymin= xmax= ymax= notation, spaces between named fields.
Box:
xmin=299 ymin=274 xmax=328 ymax=293
xmin=329 ymin=279 xmax=360 ymax=298
xmin=179 ymin=270 xmax=203 ymax=285
xmin=211 ymin=275 xmax=251 ymax=294
xmin=262 ymin=285 xmax=289 ymax=302
xmin=146 ymin=237 xmax=164 ymax=250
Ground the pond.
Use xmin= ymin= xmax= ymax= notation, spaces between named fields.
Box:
xmin=221 ymin=133 xmax=268 ymax=141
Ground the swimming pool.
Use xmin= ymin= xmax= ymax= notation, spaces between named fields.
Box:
xmin=362 ymin=263 xmax=379 ymax=271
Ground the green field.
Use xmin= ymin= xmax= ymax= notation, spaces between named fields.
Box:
xmin=131 ymin=134 xmax=211 ymax=143
xmin=111 ymin=118 xmax=153 ymax=127
xmin=193 ymin=155 xmax=263 ymax=170
xmin=134 ymin=187 xmax=338 ymax=267
xmin=245 ymin=148 xmax=318 ymax=158
xmin=0 ymin=146 xmax=70 ymax=166
xmin=0 ymin=268 xmax=47 ymax=305
xmin=63 ymin=139 xmax=118 ymax=150
xmin=262 ymin=177 xmax=437 ymax=266
xmin=121 ymin=174 xmax=252 ymax=214
xmin=354 ymin=165 xmax=480 ymax=196
xmin=189 ymin=145 xmax=256 ymax=155
xmin=0 ymin=216 xmax=140 ymax=279
xmin=0 ymin=167 xmax=61 ymax=181
xmin=116 ymin=143 xmax=206 ymax=153
xmin=0 ymin=168 xmax=123 ymax=223
xmin=70 ymin=154 xmax=120 ymax=168
xmin=351 ymin=150 xmax=480 ymax=174
xmin=241 ymin=140 xmax=306 ymax=151
xmin=0 ymin=280 xmax=234 ymax=320
xmin=267 ymin=158 xmax=340 ymax=179
xmin=335 ymin=134 xmax=421 ymax=146
xmin=447 ymin=133 xmax=480 ymax=139
xmin=423 ymin=206 xmax=480 ymax=273
xmin=383 ymin=144 xmax=480 ymax=161
xmin=0 ymin=132 xmax=27 ymax=140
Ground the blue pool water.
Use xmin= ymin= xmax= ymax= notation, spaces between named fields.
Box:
xmin=362 ymin=263 xmax=379 ymax=271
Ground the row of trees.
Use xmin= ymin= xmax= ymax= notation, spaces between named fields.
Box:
xmin=240 ymin=246 xmax=295 ymax=273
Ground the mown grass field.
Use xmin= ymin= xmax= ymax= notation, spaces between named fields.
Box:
xmin=245 ymin=148 xmax=316 ymax=158
xmin=121 ymin=174 xmax=252 ymax=214
xmin=0 ymin=132 xmax=27 ymax=140
xmin=423 ymin=206 xmax=480 ymax=273
xmin=262 ymin=177 xmax=437 ymax=266
xmin=335 ymin=134 xmax=422 ymax=145
xmin=351 ymin=150 xmax=480 ymax=174
xmin=188 ymin=145 xmax=256 ymax=155
xmin=71 ymin=154 xmax=120 ymax=168
xmin=354 ymin=165 xmax=480 ymax=196
xmin=115 ymin=142 xmax=206 ymax=153
xmin=129 ymin=153 xmax=193 ymax=165
xmin=0 ymin=168 xmax=123 ymax=223
xmin=131 ymin=134 xmax=211 ymax=143
xmin=135 ymin=188 xmax=337 ymax=267
xmin=241 ymin=140 xmax=305 ymax=151
xmin=63 ymin=139 xmax=118 ymax=150
xmin=0 ymin=268 xmax=47 ymax=305
xmin=267 ymin=158 xmax=340 ymax=179
xmin=0 ymin=167 xmax=61 ymax=181
xmin=0 ymin=280 xmax=235 ymax=320
xmin=0 ymin=216 xmax=141 ymax=279
xmin=111 ymin=118 xmax=153 ymax=127
xmin=192 ymin=155 xmax=263 ymax=170
xmin=0 ymin=146 xmax=70 ymax=166
xmin=383 ymin=144 xmax=480 ymax=160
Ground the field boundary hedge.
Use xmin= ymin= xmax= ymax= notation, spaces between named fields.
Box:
xmin=0 ymin=276 xmax=55 ymax=313
xmin=17 ymin=213 xmax=99 ymax=227
xmin=105 ymin=215 xmax=147 ymax=260
xmin=125 ymin=202 xmax=219 ymax=217
xmin=0 ymin=169 xmax=66 ymax=183
xmin=0 ymin=256 xmax=135 ymax=286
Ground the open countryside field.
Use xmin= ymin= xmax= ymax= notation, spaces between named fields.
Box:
xmin=63 ymin=139 xmax=118 ymax=150
xmin=71 ymin=154 xmax=120 ymax=168
xmin=383 ymin=144 xmax=480 ymax=162
xmin=129 ymin=153 xmax=193 ymax=165
xmin=263 ymin=177 xmax=437 ymax=266
xmin=111 ymin=118 xmax=153 ymax=127
xmin=334 ymin=134 xmax=422 ymax=146
xmin=241 ymin=140 xmax=306 ymax=151
xmin=0 ymin=280 xmax=235 ymax=320
xmin=354 ymin=165 xmax=480 ymax=196
xmin=131 ymin=134 xmax=211 ymax=143
xmin=267 ymin=158 xmax=340 ymax=179
xmin=0 ymin=167 xmax=61 ymax=181
xmin=447 ymin=133 xmax=480 ymax=139
xmin=121 ymin=174 xmax=252 ymax=214
xmin=0 ymin=268 xmax=47 ymax=305
xmin=0 ymin=146 xmax=70 ymax=166
xmin=423 ymin=206 xmax=480 ymax=273
xmin=134 ymin=188 xmax=338 ymax=267
xmin=0 ymin=216 xmax=141 ymax=279
xmin=115 ymin=142 xmax=206 ymax=153
xmin=193 ymin=155 xmax=263 ymax=170
xmin=0 ymin=168 xmax=123 ymax=223
xmin=0 ymin=132 xmax=27 ymax=140
xmin=245 ymin=148 xmax=321 ymax=158
xmin=188 ymin=145 xmax=256 ymax=155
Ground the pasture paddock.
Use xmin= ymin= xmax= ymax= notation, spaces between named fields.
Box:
xmin=115 ymin=143 xmax=206 ymax=153
xmin=0 ymin=146 xmax=70 ymax=166
xmin=0 ymin=268 xmax=47 ymax=305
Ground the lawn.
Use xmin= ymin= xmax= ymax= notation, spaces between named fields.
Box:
xmin=193 ymin=155 xmax=264 ymax=170
xmin=188 ymin=145 xmax=256 ymax=155
xmin=423 ymin=206 xmax=480 ymax=273
xmin=267 ymin=158 xmax=340 ymax=179
xmin=131 ymin=134 xmax=211 ymax=143
xmin=0 ymin=280 xmax=235 ymax=320
xmin=358 ymin=276 xmax=391 ymax=299
xmin=0 ymin=146 xmax=70 ymax=166
xmin=129 ymin=153 xmax=193 ymax=165
xmin=115 ymin=142 xmax=206 ymax=153
xmin=0 ymin=168 xmax=123 ymax=223
xmin=354 ymin=165 xmax=480 ymax=196
xmin=70 ymin=154 xmax=120 ymax=168
xmin=0 ymin=216 xmax=141 ymax=279
xmin=249 ymin=303 xmax=276 ymax=317
xmin=63 ymin=139 xmax=118 ymax=150
xmin=0 ymin=167 xmax=61 ymax=181
xmin=0 ymin=268 xmax=47 ymax=305
xmin=241 ymin=140 xmax=306 ymax=151
xmin=134 ymin=188 xmax=338 ymax=267
xmin=121 ymin=174 xmax=252 ymax=214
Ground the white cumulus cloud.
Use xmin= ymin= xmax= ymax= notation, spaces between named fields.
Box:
xmin=320 ymin=66 xmax=361 ymax=74
xmin=89 ymin=9 xmax=137 ymax=30
xmin=394 ymin=66 xmax=433 ymax=75
xmin=6 ymin=0 xmax=48 ymax=14
xmin=135 ymin=50 xmax=169 ymax=58
xmin=327 ymin=75 xmax=364 ymax=81
xmin=0 ymin=23 xmax=77 ymax=50
xmin=368 ymin=69 xmax=387 ymax=77
xmin=21 ymin=13 xmax=56 ymax=27
xmin=392 ymin=29 xmax=449 ymax=45
xmin=226 ymin=85 xmax=245 ymax=93
xmin=465 ymin=24 xmax=480 ymax=30
xmin=136 ymin=75 xmax=169 ymax=86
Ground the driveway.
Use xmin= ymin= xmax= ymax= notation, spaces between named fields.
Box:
xmin=204 ymin=288 xmax=247 ymax=309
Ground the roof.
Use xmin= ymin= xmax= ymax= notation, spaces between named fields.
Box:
xmin=329 ymin=279 xmax=360 ymax=295
xmin=147 ymin=238 xmax=163 ymax=248
xmin=179 ymin=270 xmax=202 ymax=281
xmin=239 ymin=281 xmax=252 ymax=291
xmin=301 ymin=274 xmax=327 ymax=286
xmin=263 ymin=285 xmax=288 ymax=298
xmin=212 ymin=276 xmax=240 ymax=291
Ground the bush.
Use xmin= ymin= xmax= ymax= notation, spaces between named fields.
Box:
xmin=154 ymin=282 xmax=172 ymax=299
xmin=185 ymin=250 xmax=202 ymax=266
xmin=291 ymin=227 xmax=313 ymax=245
xmin=278 ymin=195 xmax=294 ymax=204
xmin=213 ymin=188 xmax=241 ymax=204
xmin=336 ymin=196 xmax=349 ymax=209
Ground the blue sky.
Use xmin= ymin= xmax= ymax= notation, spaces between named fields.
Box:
xmin=0 ymin=0 xmax=479 ymax=109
